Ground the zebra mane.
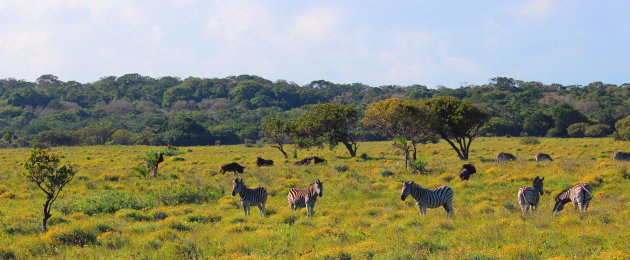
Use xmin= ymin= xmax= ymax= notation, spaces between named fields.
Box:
xmin=555 ymin=187 xmax=570 ymax=201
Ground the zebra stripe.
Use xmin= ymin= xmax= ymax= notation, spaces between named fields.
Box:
xmin=401 ymin=181 xmax=454 ymax=216
xmin=287 ymin=180 xmax=323 ymax=217
xmin=553 ymin=183 xmax=593 ymax=213
xmin=232 ymin=178 xmax=268 ymax=217
xmin=517 ymin=176 xmax=544 ymax=214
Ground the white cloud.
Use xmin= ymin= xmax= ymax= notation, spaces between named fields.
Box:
xmin=291 ymin=8 xmax=340 ymax=42
xmin=513 ymin=0 xmax=554 ymax=23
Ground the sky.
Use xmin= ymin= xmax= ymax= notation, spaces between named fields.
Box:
xmin=1 ymin=0 xmax=629 ymax=88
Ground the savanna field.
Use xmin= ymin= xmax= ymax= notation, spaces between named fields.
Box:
xmin=1 ymin=137 xmax=629 ymax=259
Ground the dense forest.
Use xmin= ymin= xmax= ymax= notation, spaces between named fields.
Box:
xmin=0 ymin=74 xmax=628 ymax=147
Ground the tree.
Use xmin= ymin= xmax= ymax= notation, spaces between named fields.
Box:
xmin=362 ymin=98 xmax=437 ymax=161
xmin=426 ymin=96 xmax=489 ymax=160
xmin=548 ymin=103 xmax=588 ymax=136
xmin=567 ymin=123 xmax=590 ymax=137
xmin=523 ymin=112 xmax=554 ymax=137
xmin=262 ymin=118 xmax=292 ymax=158
xmin=135 ymin=147 xmax=182 ymax=178
xmin=392 ymin=136 xmax=413 ymax=169
xmin=166 ymin=117 xmax=212 ymax=146
xmin=22 ymin=148 xmax=76 ymax=232
xmin=613 ymin=115 xmax=630 ymax=141
xmin=112 ymin=129 xmax=134 ymax=145
xmin=290 ymin=103 xmax=359 ymax=157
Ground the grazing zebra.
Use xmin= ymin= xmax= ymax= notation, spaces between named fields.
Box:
xmin=613 ymin=152 xmax=630 ymax=162
xmin=517 ymin=176 xmax=544 ymax=214
xmin=496 ymin=152 xmax=517 ymax=163
xmin=287 ymin=180 xmax=323 ymax=217
xmin=231 ymin=178 xmax=268 ymax=217
xmin=401 ymin=181 xmax=454 ymax=216
xmin=552 ymin=183 xmax=593 ymax=213
xmin=535 ymin=153 xmax=553 ymax=162
xmin=459 ymin=163 xmax=476 ymax=181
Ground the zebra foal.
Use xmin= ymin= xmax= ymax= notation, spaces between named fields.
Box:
xmin=401 ymin=181 xmax=454 ymax=216
xmin=231 ymin=178 xmax=268 ymax=217
xmin=287 ymin=180 xmax=323 ymax=217
xmin=517 ymin=176 xmax=544 ymax=214
xmin=553 ymin=183 xmax=593 ymax=213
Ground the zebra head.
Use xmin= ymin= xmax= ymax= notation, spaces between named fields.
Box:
xmin=401 ymin=181 xmax=413 ymax=201
xmin=552 ymin=200 xmax=565 ymax=212
xmin=232 ymin=178 xmax=243 ymax=196
xmin=533 ymin=176 xmax=544 ymax=196
xmin=314 ymin=179 xmax=323 ymax=197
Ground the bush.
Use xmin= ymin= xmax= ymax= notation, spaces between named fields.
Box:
xmin=117 ymin=209 xmax=153 ymax=222
xmin=42 ymin=225 xmax=99 ymax=247
xmin=55 ymin=191 xmax=152 ymax=215
xmin=334 ymin=164 xmax=349 ymax=173
xmin=360 ymin=153 xmax=369 ymax=160
xmin=520 ymin=137 xmax=540 ymax=145
xmin=409 ymin=159 xmax=427 ymax=173
xmin=380 ymin=169 xmax=395 ymax=177
xmin=184 ymin=214 xmax=222 ymax=223
xmin=0 ymin=245 xmax=15 ymax=260
xmin=98 ymin=231 xmax=130 ymax=249
xmin=153 ymin=185 xmax=223 ymax=206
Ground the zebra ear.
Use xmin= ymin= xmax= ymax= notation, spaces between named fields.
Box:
xmin=541 ymin=177 xmax=544 ymax=181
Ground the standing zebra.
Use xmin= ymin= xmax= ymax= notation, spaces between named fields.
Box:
xmin=552 ymin=183 xmax=593 ymax=213
xmin=287 ymin=180 xmax=323 ymax=217
xmin=231 ymin=178 xmax=268 ymax=217
xmin=517 ymin=176 xmax=544 ymax=214
xmin=401 ymin=181 xmax=454 ymax=216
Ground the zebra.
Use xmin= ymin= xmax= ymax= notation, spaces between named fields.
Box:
xmin=535 ymin=153 xmax=553 ymax=162
xmin=401 ymin=181 xmax=454 ymax=216
xmin=287 ymin=180 xmax=323 ymax=217
xmin=517 ymin=176 xmax=544 ymax=214
xmin=552 ymin=183 xmax=593 ymax=213
xmin=231 ymin=178 xmax=268 ymax=217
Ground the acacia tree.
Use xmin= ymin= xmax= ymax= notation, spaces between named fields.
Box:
xmin=290 ymin=103 xmax=359 ymax=157
xmin=22 ymin=148 xmax=76 ymax=232
xmin=262 ymin=118 xmax=292 ymax=158
xmin=362 ymin=98 xmax=438 ymax=161
xmin=427 ymin=96 xmax=489 ymax=160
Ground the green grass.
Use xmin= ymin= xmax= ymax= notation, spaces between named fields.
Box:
xmin=0 ymin=138 xmax=629 ymax=258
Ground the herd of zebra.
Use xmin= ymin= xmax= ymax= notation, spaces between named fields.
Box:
xmin=223 ymin=151 xmax=630 ymax=217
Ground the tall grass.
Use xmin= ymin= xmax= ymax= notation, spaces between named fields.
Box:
xmin=0 ymin=138 xmax=628 ymax=258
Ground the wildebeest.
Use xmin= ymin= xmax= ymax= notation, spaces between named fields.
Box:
xmin=311 ymin=156 xmax=327 ymax=164
xmin=458 ymin=163 xmax=476 ymax=181
xmin=535 ymin=153 xmax=553 ymax=162
xmin=220 ymin=162 xmax=245 ymax=174
xmin=613 ymin=152 xmax=630 ymax=162
xmin=256 ymin=157 xmax=273 ymax=167
xmin=294 ymin=157 xmax=312 ymax=166
xmin=496 ymin=152 xmax=517 ymax=163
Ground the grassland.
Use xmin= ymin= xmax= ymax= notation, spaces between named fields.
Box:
xmin=0 ymin=137 xmax=629 ymax=259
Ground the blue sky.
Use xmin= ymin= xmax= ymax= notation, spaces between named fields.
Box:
xmin=1 ymin=0 xmax=629 ymax=88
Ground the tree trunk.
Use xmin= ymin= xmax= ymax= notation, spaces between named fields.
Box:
xmin=404 ymin=149 xmax=409 ymax=169
xmin=273 ymin=145 xmax=288 ymax=158
xmin=439 ymin=131 xmax=466 ymax=160
xmin=152 ymin=166 xmax=158 ymax=178
xmin=343 ymin=141 xmax=357 ymax=157
xmin=411 ymin=141 xmax=417 ymax=161
xmin=42 ymin=198 xmax=52 ymax=232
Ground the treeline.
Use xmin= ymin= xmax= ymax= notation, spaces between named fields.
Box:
xmin=0 ymin=74 xmax=629 ymax=147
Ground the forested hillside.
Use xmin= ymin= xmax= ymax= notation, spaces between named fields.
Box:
xmin=1 ymin=74 xmax=628 ymax=147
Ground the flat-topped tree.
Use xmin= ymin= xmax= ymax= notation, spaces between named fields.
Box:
xmin=22 ymin=148 xmax=76 ymax=232
xmin=290 ymin=103 xmax=359 ymax=157
xmin=362 ymin=98 xmax=438 ymax=161
xmin=427 ymin=96 xmax=488 ymax=160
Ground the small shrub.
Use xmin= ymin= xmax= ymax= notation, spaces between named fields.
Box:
xmin=184 ymin=214 xmax=222 ymax=223
xmin=151 ymin=210 xmax=169 ymax=220
xmin=42 ymin=225 xmax=99 ymax=247
xmin=360 ymin=153 xmax=369 ymax=160
xmin=166 ymin=219 xmax=190 ymax=231
xmin=520 ymin=137 xmax=540 ymax=145
xmin=172 ymin=157 xmax=186 ymax=161
xmin=380 ymin=170 xmax=395 ymax=177
xmin=283 ymin=214 xmax=299 ymax=225
xmin=55 ymin=191 xmax=152 ymax=215
xmin=334 ymin=164 xmax=349 ymax=173
xmin=619 ymin=168 xmax=630 ymax=179
xmin=98 ymin=231 xmax=130 ymax=249
xmin=154 ymin=185 xmax=223 ymax=206
xmin=410 ymin=159 xmax=428 ymax=173
xmin=0 ymin=245 xmax=15 ymax=260
xmin=118 ymin=210 xmax=153 ymax=222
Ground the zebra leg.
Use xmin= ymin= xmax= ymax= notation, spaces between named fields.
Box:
xmin=258 ymin=204 xmax=265 ymax=217
xmin=584 ymin=201 xmax=590 ymax=212
xmin=443 ymin=202 xmax=453 ymax=216
xmin=572 ymin=201 xmax=578 ymax=211
xmin=532 ymin=203 xmax=538 ymax=214
xmin=242 ymin=202 xmax=248 ymax=216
